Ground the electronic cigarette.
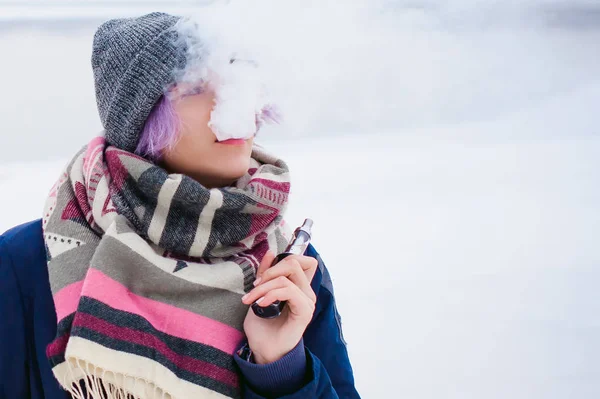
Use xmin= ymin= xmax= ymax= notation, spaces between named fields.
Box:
xmin=252 ymin=218 xmax=313 ymax=319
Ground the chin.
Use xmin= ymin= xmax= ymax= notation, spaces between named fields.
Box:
xmin=221 ymin=160 xmax=252 ymax=181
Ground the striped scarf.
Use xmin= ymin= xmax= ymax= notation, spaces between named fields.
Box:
xmin=42 ymin=136 xmax=292 ymax=399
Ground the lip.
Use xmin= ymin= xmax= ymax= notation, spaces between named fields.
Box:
xmin=216 ymin=138 xmax=248 ymax=146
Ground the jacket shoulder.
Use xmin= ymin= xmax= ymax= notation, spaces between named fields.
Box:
xmin=304 ymin=244 xmax=347 ymax=345
xmin=0 ymin=221 xmax=45 ymax=398
xmin=2 ymin=219 xmax=45 ymax=249
xmin=303 ymin=245 xmax=359 ymax=397
xmin=305 ymin=244 xmax=335 ymax=296
xmin=1 ymin=219 xmax=47 ymax=296
xmin=1 ymin=220 xmax=68 ymax=399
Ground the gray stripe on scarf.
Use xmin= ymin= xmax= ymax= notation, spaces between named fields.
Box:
xmin=93 ymin=234 xmax=248 ymax=329
xmin=204 ymin=191 xmax=254 ymax=257
xmin=159 ymin=174 xmax=210 ymax=255
xmin=47 ymin=242 xmax=98 ymax=294
xmin=110 ymin=160 xmax=161 ymax=238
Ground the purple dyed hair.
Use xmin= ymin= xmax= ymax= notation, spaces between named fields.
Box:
xmin=135 ymin=95 xmax=181 ymax=162
xmin=135 ymin=94 xmax=282 ymax=162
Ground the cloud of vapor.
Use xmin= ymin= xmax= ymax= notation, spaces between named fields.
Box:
xmin=167 ymin=14 xmax=278 ymax=142
xmin=177 ymin=0 xmax=600 ymax=139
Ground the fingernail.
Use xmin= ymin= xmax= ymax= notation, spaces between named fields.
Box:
xmin=242 ymin=293 xmax=249 ymax=301
xmin=256 ymin=297 xmax=264 ymax=304
xmin=253 ymin=277 xmax=262 ymax=286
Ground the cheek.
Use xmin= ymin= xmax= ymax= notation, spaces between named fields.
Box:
xmin=174 ymin=95 xmax=215 ymax=137
xmin=160 ymin=127 xmax=214 ymax=174
xmin=166 ymin=133 xmax=211 ymax=167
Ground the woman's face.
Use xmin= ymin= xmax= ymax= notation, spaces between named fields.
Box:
xmin=161 ymin=84 xmax=254 ymax=188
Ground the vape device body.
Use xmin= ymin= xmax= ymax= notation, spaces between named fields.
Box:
xmin=252 ymin=219 xmax=313 ymax=319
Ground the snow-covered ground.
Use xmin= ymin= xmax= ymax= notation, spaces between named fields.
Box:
xmin=1 ymin=1 xmax=599 ymax=398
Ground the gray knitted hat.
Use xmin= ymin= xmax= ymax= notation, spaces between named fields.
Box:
xmin=91 ymin=12 xmax=187 ymax=153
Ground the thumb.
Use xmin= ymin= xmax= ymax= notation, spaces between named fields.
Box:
xmin=256 ymin=250 xmax=275 ymax=279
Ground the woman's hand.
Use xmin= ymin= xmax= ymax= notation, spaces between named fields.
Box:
xmin=241 ymin=251 xmax=319 ymax=364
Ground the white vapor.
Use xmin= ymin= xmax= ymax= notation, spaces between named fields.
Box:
xmin=174 ymin=0 xmax=600 ymax=141
xmin=169 ymin=14 xmax=275 ymax=142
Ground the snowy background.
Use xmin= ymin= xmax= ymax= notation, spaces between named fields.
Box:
xmin=1 ymin=1 xmax=600 ymax=398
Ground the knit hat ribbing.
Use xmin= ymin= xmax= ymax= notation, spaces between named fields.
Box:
xmin=91 ymin=12 xmax=187 ymax=153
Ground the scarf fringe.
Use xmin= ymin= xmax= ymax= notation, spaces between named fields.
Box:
xmin=58 ymin=357 xmax=173 ymax=399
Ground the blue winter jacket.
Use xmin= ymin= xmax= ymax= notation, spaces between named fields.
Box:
xmin=0 ymin=220 xmax=360 ymax=399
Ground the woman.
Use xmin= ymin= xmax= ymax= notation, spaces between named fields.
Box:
xmin=0 ymin=12 xmax=359 ymax=399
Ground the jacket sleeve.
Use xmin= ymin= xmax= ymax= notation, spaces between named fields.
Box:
xmin=235 ymin=246 xmax=361 ymax=398
xmin=0 ymin=236 xmax=30 ymax=399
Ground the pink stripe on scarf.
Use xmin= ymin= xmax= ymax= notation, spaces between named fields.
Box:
xmin=83 ymin=269 xmax=244 ymax=354
xmin=83 ymin=136 xmax=105 ymax=177
xmin=249 ymin=178 xmax=290 ymax=193
xmin=73 ymin=312 xmax=239 ymax=387
xmin=54 ymin=280 xmax=84 ymax=322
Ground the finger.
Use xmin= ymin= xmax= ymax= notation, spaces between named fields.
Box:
xmin=287 ymin=255 xmax=319 ymax=283
xmin=256 ymin=250 xmax=275 ymax=280
xmin=257 ymin=285 xmax=315 ymax=319
xmin=242 ymin=275 xmax=292 ymax=305
xmin=257 ymin=258 xmax=315 ymax=302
